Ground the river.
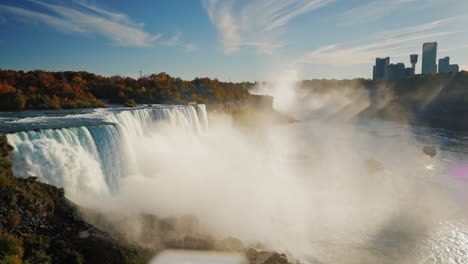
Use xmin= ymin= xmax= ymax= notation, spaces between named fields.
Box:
xmin=0 ymin=104 xmax=466 ymax=264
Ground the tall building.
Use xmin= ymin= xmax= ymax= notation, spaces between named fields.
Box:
xmin=438 ymin=57 xmax=459 ymax=73
xmin=387 ymin=63 xmax=407 ymax=80
xmin=371 ymin=42 xmax=459 ymax=79
xmin=372 ymin=56 xmax=414 ymax=80
xmin=373 ymin=57 xmax=390 ymax=80
xmin=422 ymin=42 xmax=438 ymax=74
xmin=410 ymin=54 xmax=418 ymax=74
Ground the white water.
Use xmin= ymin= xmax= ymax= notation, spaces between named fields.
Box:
xmin=3 ymin=102 xmax=467 ymax=264
xmin=6 ymin=105 xmax=206 ymax=196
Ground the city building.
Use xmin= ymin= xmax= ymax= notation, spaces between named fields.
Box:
xmin=371 ymin=42 xmax=460 ymax=79
xmin=373 ymin=57 xmax=389 ymax=80
xmin=387 ymin=63 xmax=407 ymax=80
xmin=410 ymin=54 xmax=418 ymax=74
xmin=372 ymin=55 xmax=415 ymax=80
xmin=422 ymin=42 xmax=438 ymax=74
xmin=438 ymin=57 xmax=459 ymax=73
xmin=405 ymin=67 xmax=414 ymax=77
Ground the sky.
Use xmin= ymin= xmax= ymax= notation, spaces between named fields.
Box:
xmin=0 ymin=0 xmax=467 ymax=82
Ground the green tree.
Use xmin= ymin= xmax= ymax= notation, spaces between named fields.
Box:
xmin=0 ymin=234 xmax=23 ymax=259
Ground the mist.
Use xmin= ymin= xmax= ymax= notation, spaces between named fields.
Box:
xmin=250 ymin=68 xmax=372 ymax=122
xmin=66 ymin=69 xmax=468 ymax=264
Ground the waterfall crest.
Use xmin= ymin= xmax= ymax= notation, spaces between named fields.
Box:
xmin=6 ymin=105 xmax=208 ymax=196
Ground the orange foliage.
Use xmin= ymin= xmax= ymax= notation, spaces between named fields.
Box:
xmin=0 ymin=83 xmax=16 ymax=94
xmin=0 ymin=70 xmax=253 ymax=110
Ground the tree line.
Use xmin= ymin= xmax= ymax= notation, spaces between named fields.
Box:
xmin=0 ymin=70 xmax=254 ymax=110
xmin=298 ymin=71 xmax=468 ymax=129
xmin=299 ymin=71 xmax=468 ymax=113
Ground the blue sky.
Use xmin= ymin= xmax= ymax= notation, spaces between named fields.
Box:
xmin=0 ymin=0 xmax=467 ymax=81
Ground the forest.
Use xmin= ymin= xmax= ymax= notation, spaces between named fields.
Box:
xmin=299 ymin=71 xmax=468 ymax=129
xmin=0 ymin=70 xmax=253 ymax=110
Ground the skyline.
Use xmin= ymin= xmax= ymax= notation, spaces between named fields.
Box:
xmin=372 ymin=41 xmax=462 ymax=81
xmin=0 ymin=0 xmax=467 ymax=82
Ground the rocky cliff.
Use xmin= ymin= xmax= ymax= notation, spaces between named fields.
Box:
xmin=0 ymin=136 xmax=147 ymax=264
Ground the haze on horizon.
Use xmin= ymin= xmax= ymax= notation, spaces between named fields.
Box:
xmin=0 ymin=0 xmax=467 ymax=82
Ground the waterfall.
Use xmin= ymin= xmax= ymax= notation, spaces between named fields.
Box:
xmin=6 ymin=105 xmax=207 ymax=196
xmin=197 ymin=104 xmax=209 ymax=130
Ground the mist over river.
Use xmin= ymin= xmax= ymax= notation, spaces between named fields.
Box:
xmin=0 ymin=102 xmax=467 ymax=264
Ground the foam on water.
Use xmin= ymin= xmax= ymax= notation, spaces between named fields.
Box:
xmin=6 ymin=105 xmax=206 ymax=196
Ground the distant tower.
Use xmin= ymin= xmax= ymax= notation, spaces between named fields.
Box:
xmin=422 ymin=42 xmax=437 ymax=75
xmin=410 ymin=54 xmax=418 ymax=74
xmin=139 ymin=70 xmax=142 ymax=78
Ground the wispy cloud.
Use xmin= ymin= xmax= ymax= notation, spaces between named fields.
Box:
xmin=0 ymin=4 xmax=86 ymax=33
xmin=341 ymin=0 xmax=419 ymax=25
xmin=0 ymin=0 xmax=158 ymax=47
xmin=161 ymin=31 xmax=183 ymax=47
xmin=72 ymin=0 xmax=143 ymax=27
xmin=203 ymin=0 xmax=334 ymax=54
xmin=0 ymin=0 xmax=196 ymax=49
xmin=183 ymin=43 xmax=198 ymax=52
xmin=340 ymin=0 xmax=465 ymax=26
xmin=299 ymin=18 xmax=462 ymax=66
xmin=160 ymin=32 xmax=198 ymax=52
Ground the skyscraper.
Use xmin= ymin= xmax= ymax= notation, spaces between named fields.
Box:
xmin=438 ymin=57 xmax=459 ymax=73
xmin=422 ymin=42 xmax=437 ymax=74
xmin=373 ymin=57 xmax=390 ymax=80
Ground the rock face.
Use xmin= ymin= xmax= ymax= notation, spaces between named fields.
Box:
xmin=124 ymin=99 xmax=137 ymax=108
xmin=0 ymin=136 xmax=131 ymax=264
xmin=423 ymin=146 xmax=437 ymax=158
xmin=246 ymin=248 xmax=289 ymax=264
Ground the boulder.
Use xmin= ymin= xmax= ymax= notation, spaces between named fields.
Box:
xmin=423 ymin=146 xmax=437 ymax=158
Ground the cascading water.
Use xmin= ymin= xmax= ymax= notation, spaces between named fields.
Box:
xmin=197 ymin=104 xmax=209 ymax=130
xmin=1 ymin=103 xmax=467 ymax=264
xmin=6 ymin=105 xmax=207 ymax=196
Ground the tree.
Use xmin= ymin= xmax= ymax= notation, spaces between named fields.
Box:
xmin=0 ymin=234 xmax=23 ymax=260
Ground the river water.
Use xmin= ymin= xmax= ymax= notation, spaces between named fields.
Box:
xmin=0 ymin=105 xmax=466 ymax=264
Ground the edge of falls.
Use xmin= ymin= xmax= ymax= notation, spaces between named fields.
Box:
xmin=6 ymin=105 xmax=208 ymax=196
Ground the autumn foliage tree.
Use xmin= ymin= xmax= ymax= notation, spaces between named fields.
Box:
xmin=0 ymin=70 xmax=107 ymax=110
xmin=0 ymin=69 xmax=254 ymax=110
